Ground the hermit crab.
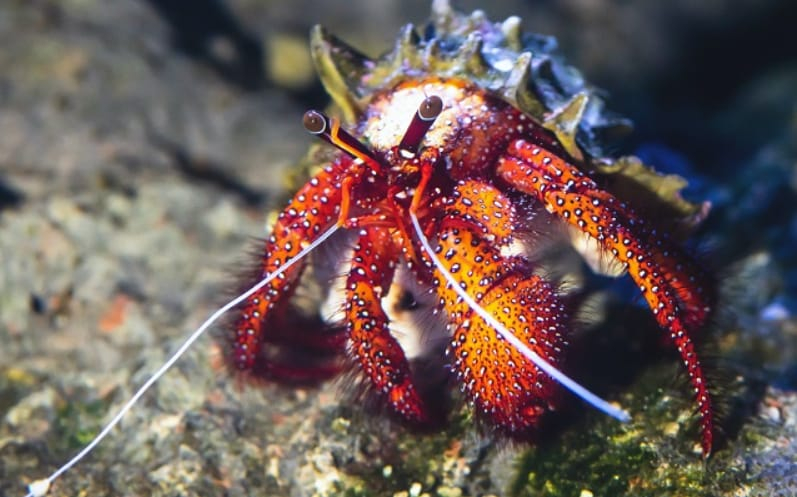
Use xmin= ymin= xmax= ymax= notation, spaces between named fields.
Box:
xmin=230 ymin=1 xmax=716 ymax=454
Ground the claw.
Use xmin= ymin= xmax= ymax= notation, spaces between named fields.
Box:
xmin=410 ymin=179 xmax=631 ymax=429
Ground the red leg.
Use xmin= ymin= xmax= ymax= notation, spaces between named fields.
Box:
xmin=245 ymin=315 xmax=347 ymax=383
xmin=498 ymin=139 xmax=715 ymax=454
xmin=248 ymin=357 xmax=342 ymax=384
xmin=425 ymin=180 xmax=569 ymax=436
xmin=260 ymin=319 xmax=347 ymax=350
xmin=232 ymin=158 xmax=351 ymax=374
xmin=344 ymin=226 xmax=432 ymax=424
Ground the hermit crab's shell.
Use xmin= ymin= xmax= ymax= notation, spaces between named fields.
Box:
xmin=274 ymin=1 xmax=711 ymax=371
xmin=308 ymin=0 xmax=708 ymax=225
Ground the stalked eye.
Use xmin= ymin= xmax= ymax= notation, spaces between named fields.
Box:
xmin=303 ymin=110 xmax=328 ymax=135
xmin=398 ymin=95 xmax=444 ymax=157
xmin=302 ymin=109 xmax=382 ymax=172
xmin=418 ymin=95 xmax=443 ymax=121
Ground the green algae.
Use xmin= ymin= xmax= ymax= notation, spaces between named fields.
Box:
xmin=329 ymin=404 xmax=475 ymax=497
xmin=316 ymin=356 xmax=764 ymax=497
xmin=53 ymin=396 xmax=109 ymax=452
xmin=508 ymin=365 xmax=723 ymax=497
xmin=0 ymin=368 xmax=37 ymax=415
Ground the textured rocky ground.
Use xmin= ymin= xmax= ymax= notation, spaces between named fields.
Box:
xmin=1 ymin=1 xmax=796 ymax=496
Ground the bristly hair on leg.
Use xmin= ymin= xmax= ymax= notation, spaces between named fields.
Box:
xmin=683 ymin=251 xmax=771 ymax=454
xmin=219 ymin=234 xmax=347 ymax=387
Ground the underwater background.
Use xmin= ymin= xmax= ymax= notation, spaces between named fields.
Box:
xmin=1 ymin=0 xmax=796 ymax=495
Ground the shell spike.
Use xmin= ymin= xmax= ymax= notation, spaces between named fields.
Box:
xmin=467 ymin=9 xmax=488 ymax=29
xmin=501 ymin=51 xmax=532 ymax=97
xmin=389 ymin=24 xmax=422 ymax=71
xmin=423 ymin=37 xmax=443 ymax=64
xmin=500 ymin=15 xmax=523 ymax=50
xmin=309 ymin=25 xmax=370 ymax=123
xmin=455 ymin=32 xmax=487 ymax=74
xmin=500 ymin=52 xmax=545 ymax=115
xmin=431 ymin=0 xmax=454 ymax=28
xmin=542 ymin=91 xmax=590 ymax=161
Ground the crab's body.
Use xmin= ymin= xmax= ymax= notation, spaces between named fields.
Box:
xmin=230 ymin=3 xmax=716 ymax=453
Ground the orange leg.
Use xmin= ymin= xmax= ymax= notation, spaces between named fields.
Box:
xmin=232 ymin=158 xmax=352 ymax=377
xmin=344 ymin=226 xmax=433 ymax=424
xmin=498 ymin=138 xmax=715 ymax=454
xmin=420 ymin=180 xmax=570 ymax=436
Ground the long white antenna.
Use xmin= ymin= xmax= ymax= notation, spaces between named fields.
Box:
xmin=409 ymin=212 xmax=630 ymax=423
xmin=24 ymin=224 xmax=341 ymax=497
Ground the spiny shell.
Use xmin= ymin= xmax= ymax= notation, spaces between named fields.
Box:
xmin=308 ymin=0 xmax=707 ymax=225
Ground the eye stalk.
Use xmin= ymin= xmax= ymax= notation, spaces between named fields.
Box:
xmin=398 ymin=95 xmax=444 ymax=157
xmin=302 ymin=109 xmax=382 ymax=172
